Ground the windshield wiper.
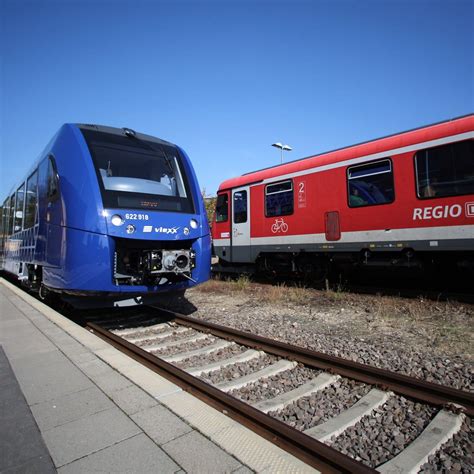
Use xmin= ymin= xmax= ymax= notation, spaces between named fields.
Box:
xmin=127 ymin=134 xmax=175 ymax=174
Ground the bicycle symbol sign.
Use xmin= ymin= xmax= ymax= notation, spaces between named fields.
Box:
xmin=271 ymin=218 xmax=288 ymax=233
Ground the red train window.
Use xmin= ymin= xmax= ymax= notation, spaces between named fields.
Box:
xmin=415 ymin=140 xmax=474 ymax=199
xmin=347 ymin=159 xmax=394 ymax=208
xmin=215 ymin=193 xmax=229 ymax=222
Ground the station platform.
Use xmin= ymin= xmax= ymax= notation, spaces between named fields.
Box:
xmin=0 ymin=279 xmax=314 ymax=473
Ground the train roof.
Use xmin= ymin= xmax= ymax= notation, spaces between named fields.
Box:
xmin=218 ymin=114 xmax=474 ymax=191
xmin=1 ymin=124 xmax=179 ymax=202
xmin=77 ymin=124 xmax=177 ymax=147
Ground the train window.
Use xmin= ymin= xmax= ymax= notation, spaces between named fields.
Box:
xmin=1 ymin=200 xmax=9 ymax=239
xmin=47 ymin=156 xmax=59 ymax=200
xmin=24 ymin=170 xmax=39 ymax=229
xmin=233 ymin=191 xmax=247 ymax=224
xmin=265 ymin=180 xmax=294 ymax=217
xmin=215 ymin=194 xmax=229 ymax=222
xmin=8 ymin=194 xmax=16 ymax=235
xmin=347 ymin=159 xmax=394 ymax=208
xmin=14 ymin=184 xmax=25 ymax=232
xmin=81 ymin=129 xmax=194 ymax=213
xmin=415 ymin=140 xmax=474 ymax=199
xmin=0 ymin=202 xmax=5 ymax=246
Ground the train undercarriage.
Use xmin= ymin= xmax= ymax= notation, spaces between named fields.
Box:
xmin=213 ymin=249 xmax=474 ymax=289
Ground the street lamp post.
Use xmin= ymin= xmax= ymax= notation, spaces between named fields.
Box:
xmin=272 ymin=142 xmax=292 ymax=164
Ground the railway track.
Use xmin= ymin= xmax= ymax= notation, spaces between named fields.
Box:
xmin=87 ymin=309 xmax=473 ymax=473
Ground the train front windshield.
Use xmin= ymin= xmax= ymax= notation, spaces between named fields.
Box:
xmin=81 ymin=129 xmax=194 ymax=213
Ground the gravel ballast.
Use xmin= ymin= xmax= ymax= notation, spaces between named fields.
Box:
xmin=150 ymin=336 xmax=216 ymax=356
xmin=113 ymin=323 xmax=178 ymax=338
xmin=272 ymin=378 xmax=371 ymax=431
xmin=145 ymin=280 xmax=471 ymax=471
xmin=137 ymin=329 xmax=202 ymax=348
xmin=175 ymin=344 xmax=248 ymax=369
xmin=183 ymin=285 xmax=473 ymax=391
xmin=229 ymin=365 xmax=321 ymax=403
xmin=330 ymin=396 xmax=437 ymax=468
xmin=200 ymin=354 xmax=279 ymax=385
xmin=419 ymin=418 xmax=473 ymax=473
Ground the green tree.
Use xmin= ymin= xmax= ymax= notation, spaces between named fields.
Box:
xmin=201 ymin=189 xmax=216 ymax=227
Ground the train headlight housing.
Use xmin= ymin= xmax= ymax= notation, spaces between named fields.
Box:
xmin=190 ymin=219 xmax=198 ymax=229
xmin=176 ymin=254 xmax=189 ymax=269
xmin=111 ymin=214 xmax=124 ymax=226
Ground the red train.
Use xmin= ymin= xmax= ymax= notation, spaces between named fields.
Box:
xmin=211 ymin=115 xmax=474 ymax=280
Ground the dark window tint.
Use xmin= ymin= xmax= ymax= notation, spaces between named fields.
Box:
xmin=24 ymin=170 xmax=39 ymax=228
xmin=8 ymin=194 xmax=16 ymax=235
xmin=14 ymin=184 xmax=25 ymax=232
xmin=265 ymin=180 xmax=294 ymax=217
xmin=47 ymin=156 xmax=59 ymax=199
xmin=233 ymin=190 xmax=247 ymax=224
xmin=0 ymin=202 xmax=5 ymax=248
xmin=215 ymin=193 xmax=229 ymax=222
xmin=81 ymin=128 xmax=194 ymax=213
xmin=1 ymin=200 xmax=9 ymax=240
xmin=347 ymin=159 xmax=394 ymax=208
xmin=415 ymin=140 xmax=474 ymax=199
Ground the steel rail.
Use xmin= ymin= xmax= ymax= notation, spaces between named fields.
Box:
xmin=87 ymin=322 xmax=374 ymax=473
xmin=164 ymin=312 xmax=474 ymax=417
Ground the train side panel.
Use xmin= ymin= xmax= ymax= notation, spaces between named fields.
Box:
xmin=56 ymin=124 xmax=108 ymax=235
xmin=213 ymin=115 xmax=474 ymax=276
xmin=1 ymin=124 xmax=211 ymax=307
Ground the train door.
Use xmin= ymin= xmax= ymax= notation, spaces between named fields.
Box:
xmin=44 ymin=156 xmax=63 ymax=267
xmin=213 ymin=191 xmax=231 ymax=261
xmin=231 ymin=186 xmax=251 ymax=262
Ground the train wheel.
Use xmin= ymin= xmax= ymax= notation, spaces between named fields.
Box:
xmin=38 ymin=284 xmax=49 ymax=301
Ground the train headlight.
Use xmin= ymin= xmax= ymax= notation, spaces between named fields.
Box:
xmin=176 ymin=254 xmax=189 ymax=269
xmin=126 ymin=224 xmax=136 ymax=234
xmin=190 ymin=219 xmax=198 ymax=229
xmin=111 ymin=214 xmax=124 ymax=226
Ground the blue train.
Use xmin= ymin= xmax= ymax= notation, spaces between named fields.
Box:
xmin=0 ymin=124 xmax=211 ymax=307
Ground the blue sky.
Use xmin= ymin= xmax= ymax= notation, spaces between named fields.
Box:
xmin=1 ymin=0 xmax=472 ymax=200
